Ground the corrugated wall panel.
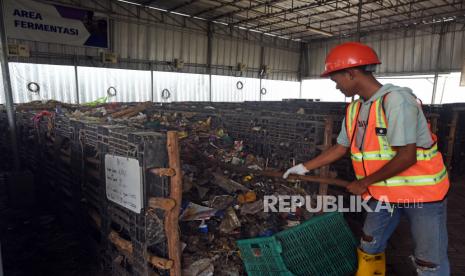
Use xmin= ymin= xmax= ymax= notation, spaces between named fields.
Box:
xmin=451 ymin=28 xmax=465 ymax=68
xmin=261 ymin=79 xmax=300 ymax=101
xmin=0 ymin=65 xmax=4 ymax=104
xmin=165 ymin=28 xmax=175 ymax=61
xmin=440 ymin=24 xmax=463 ymax=71
xmin=5 ymin=0 xmax=299 ymax=80
xmin=2 ymin=63 xmax=304 ymax=104
xmin=404 ymin=35 xmax=415 ymax=72
xmin=153 ymin=72 xmax=209 ymax=102
xmin=264 ymin=47 xmax=300 ymax=81
xmin=211 ymin=36 xmax=263 ymax=78
xmin=211 ymin=76 xmax=260 ymax=102
xmin=395 ymin=36 xmax=405 ymax=73
xmin=128 ymin=19 xmax=140 ymax=60
xmin=9 ymin=63 xmax=77 ymax=103
xmin=77 ymin=67 xmax=151 ymax=103
xmin=413 ymin=33 xmax=423 ymax=72
xmin=235 ymin=40 xmax=244 ymax=67
xmin=197 ymin=35 xmax=208 ymax=67
xmin=307 ymin=23 xmax=465 ymax=77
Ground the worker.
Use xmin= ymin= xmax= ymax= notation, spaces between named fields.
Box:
xmin=283 ymin=42 xmax=449 ymax=276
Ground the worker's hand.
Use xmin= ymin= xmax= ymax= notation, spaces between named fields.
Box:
xmin=346 ymin=180 xmax=369 ymax=195
xmin=283 ymin=164 xmax=309 ymax=179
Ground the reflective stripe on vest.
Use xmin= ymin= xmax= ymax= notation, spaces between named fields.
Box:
xmin=351 ymin=147 xmax=439 ymax=161
xmin=356 ymin=166 xmax=448 ymax=187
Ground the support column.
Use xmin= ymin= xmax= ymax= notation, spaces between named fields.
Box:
xmin=298 ymin=42 xmax=308 ymax=99
xmin=0 ymin=0 xmax=20 ymax=171
xmin=259 ymin=45 xmax=265 ymax=101
xmin=207 ymin=22 xmax=213 ymax=102
xmin=150 ymin=62 xmax=154 ymax=102
xmin=432 ymin=23 xmax=447 ymax=104
xmin=74 ymin=56 xmax=80 ymax=105
xmin=356 ymin=0 xmax=363 ymax=42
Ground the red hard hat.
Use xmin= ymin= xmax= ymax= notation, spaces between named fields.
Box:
xmin=321 ymin=42 xmax=381 ymax=77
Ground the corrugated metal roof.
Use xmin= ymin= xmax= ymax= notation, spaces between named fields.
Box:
xmin=129 ymin=0 xmax=465 ymax=41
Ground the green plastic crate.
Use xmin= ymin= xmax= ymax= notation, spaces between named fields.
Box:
xmin=237 ymin=235 xmax=293 ymax=276
xmin=237 ymin=212 xmax=358 ymax=276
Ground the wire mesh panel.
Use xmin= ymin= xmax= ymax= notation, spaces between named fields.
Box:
xmin=98 ymin=125 xmax=171 ymax=276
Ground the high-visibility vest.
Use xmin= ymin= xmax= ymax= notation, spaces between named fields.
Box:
xmin=346 ymin=94 xmax=449 ymax=203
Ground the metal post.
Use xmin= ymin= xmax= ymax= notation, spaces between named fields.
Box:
xmin=208 ymin=74 xmax=212 ymax=102
xmin=432 ymin=72 xmax=439 ymax=104
xmin=150 ymin=62 xmax=154 ymax=102
xmin=0 ymin=0 xmax=20 ymax=171
xmin=461 ymin=57 xmax=465 ymax=86
xmin=432 ymin=23 xmax=446 ymax=104
xmin=439 ymin=76 xmax=447 ymax=104
xmin=0 ymin=242 xmax=3 ymax=276
xmin=298 ymin=42 xmax=307 ymax=99
xmin=259 ymin=45 xmax=265 ymax=101
xmin=207 ymin=22 xmax=213 ymax=102
xmin=74 ymin=57 xmax=80 ymax=105
xmin=352 ymin=0 xmax=363 ymax=103
xmin=356 ymin=0 xmax=363 ymax=42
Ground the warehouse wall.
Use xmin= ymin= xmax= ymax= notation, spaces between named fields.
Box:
xmin=0 ymin=65 xmax=4 ymax=104
xmin=306 ymin=22 xmax=465 ymax=78
xmin=9 ymin=63 xmax=77 ymax=103
xmin=3 ymin=62 xmax=302 ymax=104
xmin=7 ymin=0 xmax=300 ymax=81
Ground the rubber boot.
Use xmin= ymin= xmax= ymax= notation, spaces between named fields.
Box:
xmin=355 ymin=248 xmax=386 ymax=276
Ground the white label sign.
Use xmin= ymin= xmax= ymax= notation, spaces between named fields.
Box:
xmin=4 ymin=0 xmax=109 ymax=48
xmin=105 ymin=155 xmax=143 ymax=213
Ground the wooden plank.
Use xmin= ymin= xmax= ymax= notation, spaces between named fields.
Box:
xmin=166 ymin=131 xmax=182 ymax=276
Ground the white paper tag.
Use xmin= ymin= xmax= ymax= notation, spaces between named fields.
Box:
xmin=105 ymin=154 xmax=143 ymax=213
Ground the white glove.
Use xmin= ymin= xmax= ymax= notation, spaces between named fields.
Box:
xmin=283 ymin=163 xmax=309 ymax=179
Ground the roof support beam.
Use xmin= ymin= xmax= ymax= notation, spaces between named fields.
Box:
xmin=245 ymin=0 xmax=429 ymax=34
xmin=209 ymin=0 xmax=285 ymax=21
xmin=193 ymin=0 xmax=242 ymax=17
xmin=329 ymin=1 xmax=462 ymax=34
xmin=356 ymin=0 xmax=363 ymax=41
xmin=141 ymin=0 xmax=158 ymax=5
xmin=168 ymin=0 xmax=201 ymax=12
xmin=230 ymin=0 xmax=339 ymax=26
xmin=262 ymin=1 xmax=355 ymax=34
xmin=281 ymin=0 xmax=433 ymax=37
xmin=296 ymin=6 xmax=463 ymax=40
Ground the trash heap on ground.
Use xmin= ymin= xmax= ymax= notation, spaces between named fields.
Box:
xmin=175 ymin=115 xmax=320 ymax=275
